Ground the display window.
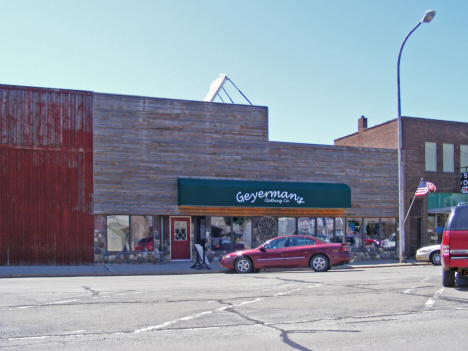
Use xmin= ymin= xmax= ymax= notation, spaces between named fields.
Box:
xmin=363 ymin=218 xmax=380 ymax=248
xmin=298 ymin=217 xmax=315 ymax=236
xmin=252 ymin=216 xmax=278 ymax=248
xmin=347 ymin=218 xmax=363 ymax=249
xmin=317 ymin=218 xmax=334 ymax=243
xmin=380 ymin=218 xmax=397 ymax=250
xmin=106 ymin=215 xmax=154 ymax=252
xmin=278 ymin=217 xmax=296 ymax=236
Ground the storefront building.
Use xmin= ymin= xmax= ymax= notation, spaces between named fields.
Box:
xmin=92 ymin=91 xmax=399 ymax=265
xmin=1 ymin=84 xmax=399 ymax=266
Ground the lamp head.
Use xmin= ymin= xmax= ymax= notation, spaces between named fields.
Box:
xmin=421 ymin=10 xmax=436 ymax=23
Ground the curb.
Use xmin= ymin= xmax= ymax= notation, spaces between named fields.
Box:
xmin=337 ymin=262 xmax=431 ymax=269
xmin=0 ymin=262 xmax=432 ymax=279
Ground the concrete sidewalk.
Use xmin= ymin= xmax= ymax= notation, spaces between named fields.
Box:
xmin=0 ymin=258 xmax=429 ymax=278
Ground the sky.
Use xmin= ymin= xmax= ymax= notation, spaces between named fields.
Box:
xmin=0 ymin=1 xmax=466 ymax=145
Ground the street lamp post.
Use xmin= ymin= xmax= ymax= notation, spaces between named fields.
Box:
xmin=397 ymin=10 xmax=436 ymax=263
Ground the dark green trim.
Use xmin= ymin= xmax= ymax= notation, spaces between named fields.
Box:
xmin=428 ymin=192 xmax=468 ymax=210
xmin=178 ymin=178 xmax=351 ymax=209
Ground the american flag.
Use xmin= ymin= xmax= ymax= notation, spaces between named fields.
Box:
xmin=415 ymin=180 xmax=437 ymax=196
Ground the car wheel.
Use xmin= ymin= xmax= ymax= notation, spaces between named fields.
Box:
xmin=430 ymin=251 xmax=441 ymax=266
xmin=442 ymin=268 xmax=456 ymax=287
xmin=371 ymin=242 xmax=376 ymax=248
xmin=310 ymin=254 xmax=329 ymax=272
xmin=234 ymin=257 xmax=253 ymax=274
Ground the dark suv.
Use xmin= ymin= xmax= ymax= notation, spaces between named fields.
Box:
xmin=441 ymin=203 xmax=468 ymax=287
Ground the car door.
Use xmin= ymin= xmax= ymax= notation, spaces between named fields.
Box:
xmin=253 ymin=237 xmax=287 ymax=268
xmin=283 ymin=236 xmax=316 ymax=267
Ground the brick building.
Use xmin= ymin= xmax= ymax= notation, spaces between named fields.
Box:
xmin=335 ymin=116 xmax=468 ymax=255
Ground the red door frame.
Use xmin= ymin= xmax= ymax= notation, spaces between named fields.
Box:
xmin=170 ymin=216 xmax=191 ymax=260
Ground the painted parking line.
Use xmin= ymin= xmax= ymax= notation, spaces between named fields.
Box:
xmin=134 ymin=297 xmax=265 ymax=334
xmin=425 ymin=288 xmax=444 ymax=309
xmin=134 ymin=284 xmax=322 ymax=334
xmin=403 ymin=276 xmax=434 ymax=294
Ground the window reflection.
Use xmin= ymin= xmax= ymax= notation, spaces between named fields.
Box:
xmin=317 ymin=218 xmax=333 ymax=242
xmin=107 ymin=215 xmax=154 ymax=252
xmin=287 ymin=236 xmax=315 ymax=247
xmin=363 ymin=218 xmax=380 ymax=248
xmin=210 ymin=217 xmax=232 ymax=253
xmin=298 ymin=217 xmax=315 ymax=236
xmin=107 ymin=215 xmax=129 ymax=251
xmin=264 ymin=236 xmax=287 ymax=249
xmin=131 ymin=216 xmax=153 ymax=251
xmin=232 ymin=217 xmax=252 ymax=250
xmin=347 ymin=218 xmax=363 ymax=249
xmin=334 ymin=218 xmax=345 ymax=243
xmin=381 ymin=218 xmax=397 ymax=249
xmin=252 ymin=216 xmax=278 ymax=248
xmin=278 ymin=217 xmax=296 ymax=236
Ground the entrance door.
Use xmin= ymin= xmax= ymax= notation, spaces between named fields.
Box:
xmin=170 ymin=217 xmax=191 ymax=260
xmin=409 ymin=201 xmax=422 ymax=255
xmin=409 ymin=218 xmax=422 ymax=255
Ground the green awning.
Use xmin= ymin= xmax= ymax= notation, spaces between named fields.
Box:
xmin=428 ymin=192 xmax=468 ymax=212
xmin=178 ymin=178 xmax=351 ymax=209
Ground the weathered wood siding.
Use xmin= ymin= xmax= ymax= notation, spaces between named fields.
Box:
xmin=94 ymin=93 xmax=398 ymax=218
xmin=0 ymin=85 xmax=94 ymax=265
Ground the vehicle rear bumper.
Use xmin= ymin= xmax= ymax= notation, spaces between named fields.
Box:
xmin=442 ymin=256 xmax=468 ymax=270
xmin=449 ymin=257 xmax=468 ymax=266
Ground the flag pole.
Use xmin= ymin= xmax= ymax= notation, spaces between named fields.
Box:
xmin=403 ymin=178 xmax=423 ymax=224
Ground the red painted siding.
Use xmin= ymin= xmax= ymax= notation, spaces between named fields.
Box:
xmin=0 ymin=85 xmax=94 ymax=265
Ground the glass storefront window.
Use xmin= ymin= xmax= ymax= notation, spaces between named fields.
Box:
xmin=232 ymin=217 xmax=252 ymax=250
xmin=107 ymin=215 xmax=129 ymax=251
xmin=107 ymin=215 xmax=154 ymax=252
xmin=252 ymin=216 xmax=278 ymax=248
xmin=437 ymin=214 xmax=448 ymax=228
xmin=335 ymin=218 xmax=345 ymax=243
xmin=298 ymin=217 xmax=315 ymax=235
xmin=131 ymin=216 xmax=154 ymax=251
xmin=317 ymin=218 xmax=334 ymax=242
xmin=363 ymin=218 xmax=380 ymax=248
xmin=278 ymin=217 xmax=296 ymax=236
xmin=426 ymin=213 xmax=448 ymax=245
xmin=427 ymin=214 xmax=437 ymax=245
xmin=210 ymin=217 xmax=232 ymax=253
xmin=347 ymin=218 xmax=362 ymax=249
xmin=381 ymin=218 xmax=397 ymax=250
xmin=103 ymin=215 xmax=401 ymax=255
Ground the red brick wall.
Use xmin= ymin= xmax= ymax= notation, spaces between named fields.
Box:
xmin=334 ymin=119 xmax=398 ymax=149
xmin=403 ymin=117 xmax=468 ymax=194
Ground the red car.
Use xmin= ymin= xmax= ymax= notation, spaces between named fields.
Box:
xmin=220 ymin=235 xmax=352 ymax=273
xmin=133 ymin=236 xmax=154 ymax=251
xmin=441 ymin=203 xmax=468 ymax=287
xmin=364 ymin=236 xmax=380 ymax=247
